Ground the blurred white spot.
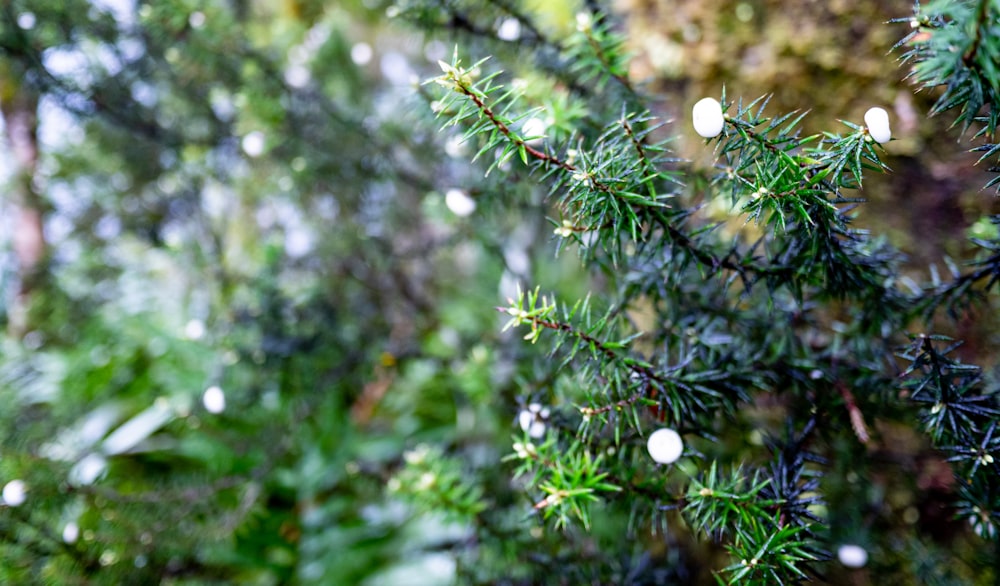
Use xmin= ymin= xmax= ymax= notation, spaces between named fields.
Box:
xmin=203 ymin=386 xmax=226 ymax=414
xmin=444 ymin=134 xmax=467 ymax=158
xmin=23 ymin=331 xmax=43 ymax=350
xmin=438 ymin=327 xmax=460 ymax=349
xmin=131 ymin=81 xmax=158 ymax=108
xmin=445 ymin=189 xmax=476 ymax=217
xmin=184 ymin=319 xmax=205 ymax=340
xmin=161 ymin=222 xmax=184 ymax=248
xmin=17 ymin=12 xmax=36 ymax=29
xmin=285 ymin=228 xmax=313 ymax=257
xmin=521 ymin=117 xmax=548 ymax=145
xmin=242 ymin=131 xmax=265 ymax=157
xmin=285 ymin=64 xmax=311 ymax=88
xmin=209 ymin=88 xmax=235 ymax=121
xmin=379 ymin=51 xmax=412 ymax=85
xmin=351 ymin=42 xmax=373 ymax=66
xmin=43 ymin=48 xmax=91 ymax=82
xmin=95 ymin=215 xmax=121 ymax=240
xmin=45 ymin=214 xmax=74 ymax=244
xmin=41 ymin=403 xmax=121 ymax=462
xmin=69 ymin=453 xmax=108 ymax=486
xmin=63 ymin=522 xmax=80 ymax=544
xmin=837 ymin=544 xmax=868 ymax=568
xmin=101 ymin=402 xmax=174 ymax=455
xmin=188 ymin=11 xmax=206 ymax=29
xmin=118 ymin=38 xmax=145 ymax=62
xmin=262 ymin=389 xmax=280 ymax=410
xmin=2 ymin=479 xmax=26 ymax=507
xmin=201 ymin=180 xmax=231 ymax=219
xmin=735 ymin=2 xmax=754 ymax=22
xmin=91 ymin=0 xmax=135 ymax=27
xmin=497 ymin=18 xmax=521 ymax=41
xmin=498 ymin=270 xmax=521 ymax=304
xmin=424 ymin=40 xmax=447 ymax=63
xmin=423 ymin=553 xmax=457 ymax=581
xmin=503 ymin=246 xmax=530 ymax=275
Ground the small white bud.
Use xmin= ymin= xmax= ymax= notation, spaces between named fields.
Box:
xmin=554 ymin=220 xmax=575 ymax=238
xmin=864 ymin=107 xmax=891 ymax=144
xmin=692 ymin=97 xmax=725 ymax=138
xmin=646 ymin=428 xmax=684 ymax=464
xmin=518 ymin=404 xmax=549 ymax=439
xmin=837 ymin=544 xmax=868 ymax=568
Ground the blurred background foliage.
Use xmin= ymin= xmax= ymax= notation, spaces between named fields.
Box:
xmin=632 ymin=0 xmax=998 ymax=279
xmin=0 ymin=0 xmax=996 ymax=584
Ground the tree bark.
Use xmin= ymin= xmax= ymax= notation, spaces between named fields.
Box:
xmin=2 ymin=72 xmax=45 ymax=337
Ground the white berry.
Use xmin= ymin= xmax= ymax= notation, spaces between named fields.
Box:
xmin=646 ymin=428 xmax=684 ymax=464
xmin=864 ymin=107 xmax=891 ymax=144
xmin=692 ymin=97 xmax=725 ymax=138
xmin=837 ymin=544 xmax=868 ymax=568
xmin=2 ymin=479 xmax=27 ymax=507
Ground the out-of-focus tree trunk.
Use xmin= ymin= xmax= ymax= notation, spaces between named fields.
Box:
xmin=1 ymin=63 xmax=44 ymax=337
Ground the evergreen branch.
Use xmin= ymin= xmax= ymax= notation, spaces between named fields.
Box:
xmin=452 ymin=76 xmax=576 ymax=172
xmin=962 ymin=0 xmax=992 ymax=68
xmin=576 ymin=13 xmax=635 ymax=95
xmin=916 ymin=229 xmax=1000 ymax=319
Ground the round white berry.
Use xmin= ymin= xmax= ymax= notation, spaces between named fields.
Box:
xmin=2 ymin=479 xmax=27 ymax=507
xmin=863 ymin=107 xmax=891 ymax=144
xmin=836 ymin=544 xmax=868 ymax=568
xmin=646 ymin=428 xmax=684 ymax=464
xmin=692 ymin=97 xmax=725 ymax=139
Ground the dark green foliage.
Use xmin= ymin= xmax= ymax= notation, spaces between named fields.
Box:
xmin=896 ymin=0 xmax=1000 ymax=191
xmin=2 ymin=0 xmax=1000 ymax=585
xmin=422 ymin=0 xmax=1000 ymax=583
